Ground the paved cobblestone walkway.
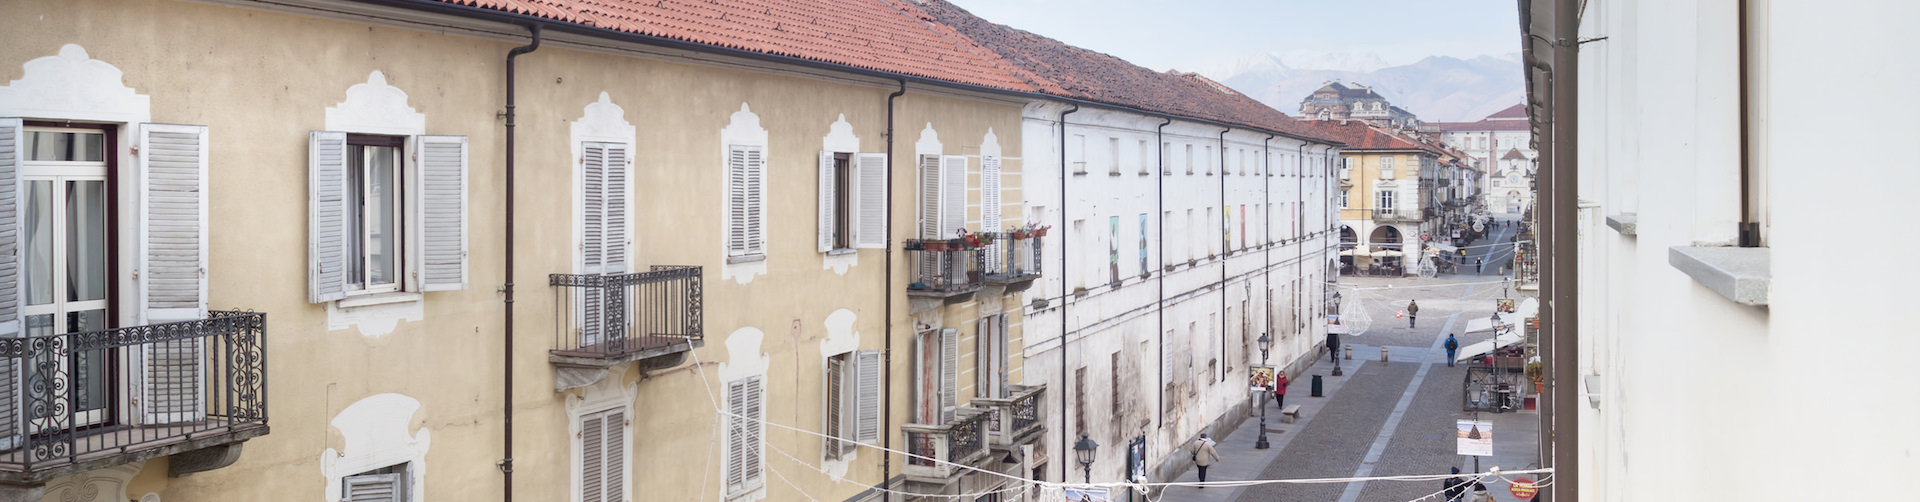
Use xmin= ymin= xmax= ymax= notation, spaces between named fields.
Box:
xmin=1233 ymin=361 xmax=1416 ymax=502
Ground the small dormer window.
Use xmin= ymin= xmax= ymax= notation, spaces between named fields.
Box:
xmin=1371 ymin=102 xmax=1382 ymax=111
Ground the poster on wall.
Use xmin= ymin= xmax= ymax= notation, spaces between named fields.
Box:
xmin=1249 ymin=365 xmax=1276 ymax=391
xmin=1064 ymin=487 xmax=1113 ymax=501
xmin=1456 ymin=420 xmax=1493 ymax=456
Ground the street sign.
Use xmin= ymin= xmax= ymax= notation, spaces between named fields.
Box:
xmin=1456 ymin=420 xmax=1492 ymax=456
xmin=1064 ymin=487 xmax=1112 ymax=501
xmin=1510 ymin=478 xmax=1538 ymax=499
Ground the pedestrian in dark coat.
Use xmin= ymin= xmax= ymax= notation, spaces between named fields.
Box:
xmin=1443 ymin=467 xmax=1467 ymax=502
xmin=1476 ymin=257 xmax=1484 ymax=274
xmin=1407 ymin=300 xmax=1420 ymax=328
xmin=1444 ymin=334 xmax=1460 ymax=367
xmin=1467 ymin=482 xmax=1491 ymax=502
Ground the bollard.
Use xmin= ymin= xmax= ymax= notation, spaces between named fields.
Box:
xmin=1311 ymin=374 xmax=1324 ymax=397
xmin=1344 ymin=345 xmax=1352 ymax=360
xmin=1381 ymin=346 xmax=1390 ymax=362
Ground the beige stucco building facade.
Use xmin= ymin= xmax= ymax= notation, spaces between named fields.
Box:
xmin=0 ymin=0 xmax=1045 ymax=501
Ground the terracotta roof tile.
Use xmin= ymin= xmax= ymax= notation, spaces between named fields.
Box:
xmin=432 ymin=0 xmax=1037 ymax=92
xmin=1308 ymin=121 xmax=1437 ymax=153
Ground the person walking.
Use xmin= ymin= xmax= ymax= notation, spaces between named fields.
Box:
xmin=1467 ymin=482 xmax=1491 ymax=502
xmin=1273 ymin=371 xmax=1290 ymax=409
xmin=1444 ymin=334 xmax=1460 ymax=367
xmin=1191 ymin=433 xmax=1221 ymax=487
xmin=1407 ymin=300 xmax=1420 ymax=328
xmin=1443 ymin=467 xmax=1468 ymax=502
xmin=1476 ymin=257 xmax=1484 ymax=274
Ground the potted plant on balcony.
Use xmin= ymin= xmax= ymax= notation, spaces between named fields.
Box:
xmin=904 ymin=239 xmax=926 ymax=251
xmin=1524 ymin=360 xmax=1545 ymax=393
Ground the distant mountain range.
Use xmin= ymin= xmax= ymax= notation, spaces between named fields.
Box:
xmin=1191 ymin=52 xmax=1525 ymax=123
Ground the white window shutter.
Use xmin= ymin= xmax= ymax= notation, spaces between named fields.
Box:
xmin=824 ymin=355 xmax=845 ymax=458
xmin=582 ymin=413 xmax=606 ymax=502
xmin=836 ymin=355 xmax=857 ymax=455
xmin=976 ymin=318 xmax=991 ymax=395
xmin=418 ymin=135 xmax=468 ymax=291
xmin=726 ymin=380 xmax=746 ymax=493
xmin=0 ymin=118 xmax=20 ymax=451
xmin=344 ymin=473 xmax=403 ymax=502
xmin=582 ymin=143 xmax=608 ymax=274
xmin=941 ymin=155 xmax=966 ymax=238
xmin=605 ymin=144 xmax=628 ymax=275
xmin=940 ymin=327 xmax=958 ymax=423
xmin=981 ymin=155 xmax=1001 ymax=231
xmin=855 ymin=349 xmax=882 ymax=443
xmin=746 ymin=147 xmax=765 ymax=255
xmin=854 ymin=153 xmax=888 ymax=248
xmin=744 ymin=377 xmax=764 ymax=491
xmin=137 ymin=124 xmax=210 ymax=426
xmin=818 ymin=151 xmax=835 ymax=253
xmin=728 ymin=145 xmax=765 ymax=257
xmin=919 ymin=155 xmax=942 ymax=239
xmin=604 ymin=409 xmax=626 ymax=502
xmin=308 ymin=131 xmax=349 ymax=303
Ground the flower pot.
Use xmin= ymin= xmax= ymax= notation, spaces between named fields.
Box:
xmin=923 ymin=241 xmax=948 ymax=251
xmin=1534 ymin=381 xmax=1544 ymax=393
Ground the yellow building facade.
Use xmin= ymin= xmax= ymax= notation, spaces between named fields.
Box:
xmin=0 ymin=0 xmax=1044 ymax=501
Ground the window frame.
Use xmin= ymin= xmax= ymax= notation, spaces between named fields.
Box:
xmin=345 ymin=133 xmax=407 ymax=295
xmin=832 ymin=153 xmax=853 ymax=251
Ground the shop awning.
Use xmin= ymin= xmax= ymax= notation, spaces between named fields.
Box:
xmin=1455 ymin=332 xmax=1525 ymax=362
xmin=1460 ymin=297 xmax=1539 ymax=334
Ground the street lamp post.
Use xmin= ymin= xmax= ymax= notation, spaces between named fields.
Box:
xmin=1255 ymin=333 xmax=1273 ymax=450
xmin=1074 ymin=433 xmax=1099 ymax=484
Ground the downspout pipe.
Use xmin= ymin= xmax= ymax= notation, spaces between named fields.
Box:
xmin=501 ymin=22 xmax=540 ymax=502
xmin=1217 ymin=128 xmax=1228 ymax=383
xmin=1056 ymin=104 xmax=1077 ymax=485
xmin=1154 ymin=117 xmax=1170 ymax=427
xmin=880 ymin=79 xmax=906 ymax=502
xmin=1261 ymin=135 xmax=1272 ymax=347
xmin=1549 ymin=0 xmax=1580 ymax=497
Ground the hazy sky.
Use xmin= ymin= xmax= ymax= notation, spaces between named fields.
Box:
xmin=944 ymin=0 xmax=1522 ymax=71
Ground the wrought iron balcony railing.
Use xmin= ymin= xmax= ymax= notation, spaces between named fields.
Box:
xmin=549 ymin=266 xmax=703 ymax=365
xmin=0 ymin=311 xmax=268 ymax=483
xmin=901 ymin=408 xmax=990 ymax=483
xmin=903 ymin=241 xmax=984 ymax=297
xmin=975 ymin=384 xmax=1045 ymax=452
xmin=983 ymin=234 xmax=1042 ymax=284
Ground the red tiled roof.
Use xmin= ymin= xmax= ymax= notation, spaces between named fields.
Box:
xmin=1433 ymin=119 xmax=1530 ymax=132
xmin=910 ymin=0 xmax=1338 ymax=143
xmin=430 ymin=0 xmax=1036 ymax=92
xmin=1309 ymin=121 xmax=1432 ymax=152
xmin=1486 ymin=103 xmax=1528 ymax=119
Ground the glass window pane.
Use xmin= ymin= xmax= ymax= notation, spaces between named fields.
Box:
xmin=23 ymin=181 xmax=52 ymax=306
xmin=366 ymin=146 xmax=398 ymax=287
xmin=25 ymin=132 xmax=104 ymax=162
xmin=67 ymin=181 xmax=107 ymax=302
xmin=347 ymin=146 xmax=366 ymax=289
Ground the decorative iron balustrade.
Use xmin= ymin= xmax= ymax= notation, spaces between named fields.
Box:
xmin=983 ymin=234 xmax=1042 ymax=282
xmin=549 ymin=266 xmax=703 ymax=361
xmin=0 ymin=311 xmax=267 ymax=477
xmin=902 ymin=242 xmax=984 ymax=294
xmin=901 ymin=409 xmax=990 ymax=482
xmin=976 ymin=384 xmax=1045 ymax=451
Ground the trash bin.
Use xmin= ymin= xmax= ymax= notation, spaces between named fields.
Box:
xmin=1311 ymin=374 xmax=1324 ymax=397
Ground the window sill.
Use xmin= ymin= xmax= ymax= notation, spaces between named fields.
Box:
xmin=826 ymin=248 xmax=856 ymax=256
xmin=338 ymin=291 xmax=423 ymax=308
xmin=1108 ymin=172 xmax=1122 ymax=177
xmin=1605 ymin=213 xmax=1637 ymax=236
xmin=727 ymin=254 xmax=767 ymax=264
xmin=1667 ymin=246 xmax=1770 ymax=306
xmin=1072 ymin=171 xmax=1088 ymax=176
xmin=1138 ymin=172 xmax=1151 ymax=176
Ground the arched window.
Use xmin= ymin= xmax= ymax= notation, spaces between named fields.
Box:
xmin=1371 ymin=102 xmax=1383 ymax=111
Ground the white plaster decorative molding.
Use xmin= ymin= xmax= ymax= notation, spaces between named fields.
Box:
xmin=572 ymin=92 xmax=638 ymax=278
xmin=139 ymin=494 xmax=160 ymax=502
xmin=716 ymin=327 xmax=769 ymax=502
xmin=0 ymin=44 xmax=150 ymax=123
xmin=321 ymin=394 xmax=431 ymax=502
xmin=822 ymin=114 xmax=861 ymax=274
xmin=720 ymin=103 xmax=769 ymax=284
xmin=566 ymin=366 xmax=637 ymax=502
xmin=325 ymin=299 xmax=424 ymax=337
xmin=38 ymin=459 xmax=144 ymax=502
xmin=980 ymin=128 xmax=1001 ymax=159
xmin=915 ymin=122 xmax=942 ymax=158
xmin=325 ymin=71 xmax=426 ymax=136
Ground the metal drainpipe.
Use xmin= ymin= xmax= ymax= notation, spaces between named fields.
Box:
xmin=1261 ymin=135 xmax=1272 ymax=351
xmin=1217 ymin=128 xmax=1228 ymax=384
xmin=879 ymin=79 xmax=905 ymax=502
xmin=1293 ymin=140 xmax=1302 ymax=344
xmin=1154 ymin=117 xmax=1169 ymax=428
xmin=1737 ymin=0 xmax=1757 ymax=247
xmin=1549 ymin=0 xmax=1580 ymax=497
xmin=500 ymin=22 xmax=540 ymax=502
xmin=1056 ymin=104 xmax=1077 ymax=484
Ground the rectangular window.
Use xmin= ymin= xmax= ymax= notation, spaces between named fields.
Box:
xmin=1139 ymin=140 xmax=1151 ymax=175
xmin=1074 ymin=367 xmax=1087 ymax=432
xmin=1138 ymin=213 xmax=1149 ymax=276
xmin=1379 ymin=190 xmax=1396 ymax=211
xmin=343 ymin=464 xmax=410 ymax=501
xmin=1185 ymin=144 xmax=1194 ymax=174
xmin=726 ymin=376 xmax=765 ymax=496
xmin=1072 ymin=219 xmax=1087 ymax=289
xmin=825 ymin=349 xmax=885 ymax=457
xmin=915 ymin=329 xmax=959 ymax=424
xmin=1380 ymin=156 xmax=1395 ymax=179
xmin=1109 ymin=216 xmax=1119 ymax=285
xmin=1162 ymin=142 xmax=1172 ymax=174
xmin=346 ymin=135 xmax=404 ymax=294
xmin=1341 ymin=189 xmax=1349 ymax=208
xmin=1110 ymin=352 xmax=1123 ymax=415
xmin=826 ymin=153 xmax=852 ymax=250
xmin=977 ymin=315 xmax=1007 ymax=398
xmin=1205 ymin=146 xmax=1213 ymax=175
xmin=1073 ymin=134 xmax=1087 ymax=175
xmin=579 ymin=407 xmax=626 ymax=502
xmin=1109 ymin=137 xmax=1120 ymax=175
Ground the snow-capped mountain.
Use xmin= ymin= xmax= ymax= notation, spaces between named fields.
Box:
xmin=1190 ymin=52 xmax=1524 ymax=123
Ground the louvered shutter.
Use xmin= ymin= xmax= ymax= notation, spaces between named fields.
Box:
xmin=940 ymin=328 xmax=958 ymax=423
xmin=743 ymin=377 xmax=764 ymax=491
xmin=824 ymin=355 xmax=845 ymax=458
xmin=994 ymin=315 xmax=1009 ymax=398
xmin=138 ymin=124 xmax=209 ymax=425
xmin=745 ymin=148 xmax=764 ymax=256
xmin=0 ymin=119 xmax=20 ymax=450
xmin=727 ymin=145 xmax=764 ymax=257
xmin=727 ymin=376 xmax=764 ymax=494
xmin=981 ymin=156 xmax=1001 ymax=271
xmin=343 ymin=473 xmax=403 ymax=502
xmin=1161 ymin=329 xmax=1174 ymax=391
xmin=418 ymin=135 xmax=468 ymax=291
xmin=919 ymin=155 xmax=941 ymax=239
xmin=582 ymin=413 xmax=605 ymax=502
xmin=976 ymin=318 xmax=991 ymax=395
xmin=941 ymin=156 xmax=965 ymax=238
xmin=604 ymin=409 xmax=626 ymax=502
xmin=855 ymin=350 xmax=882 ymax=443
xmin=308 ymin=131 xmax=349 ymax=303
xmin=835 ymin=356 xmax=857 ymax=455
xmin=854 ymin=153 xmax=887 ymax=248
xmin=818 ymin=151 xmax=835 ymax=253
